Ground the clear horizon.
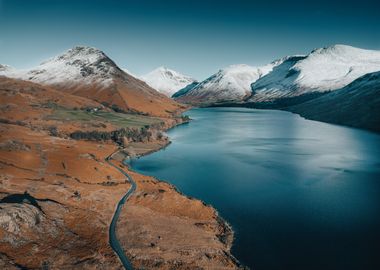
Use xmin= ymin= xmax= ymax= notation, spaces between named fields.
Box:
xmin=1 ymin=0 xmax=379 ymax=80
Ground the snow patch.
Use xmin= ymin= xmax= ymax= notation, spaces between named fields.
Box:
xmin=174 ymin=61 xmax=284 ymax=104
xmin=251 ymin=45 xmax=380 ymax=101
xmin=0 ymin=46 xmax=123 ymax=88
xmin=140 ymin=66 xmax=196 ymax=97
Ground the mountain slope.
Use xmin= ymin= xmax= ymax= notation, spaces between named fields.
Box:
xmin=287 ymin=71 xmax=380 ymax=132
xmin=174 ymin=63 xmax=281 ymax=105
xmin=172 ymin=81 xmax=199 ymax=98
xmin=122 ymin=68 xmax=138 ymax=78
xmin=141 ymin=66 xmax=196 ymax=97
xmin=1 ymin=46 xmax=184 ymax=117
xmin=0 ymin=76 xmax=241 ymax=269
xmin=250 ymin=45 xmax=380 ymax=102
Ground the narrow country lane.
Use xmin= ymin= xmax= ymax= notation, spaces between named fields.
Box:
xmin=106 ymin=150 xmax=136 ymax=270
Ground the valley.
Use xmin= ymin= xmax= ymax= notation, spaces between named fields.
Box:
xmin=2 ymin=1 xmax=379 ymax=269
xmin=1 ymin=43 xmax=380 ymax=269
xmin=0 ymin=50 xmax=241 ymax=269
xmin=169 ymin=45 xmax=380 ymax=133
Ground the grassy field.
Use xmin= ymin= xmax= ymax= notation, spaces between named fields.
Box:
xmin=47 ymin=108 xmax=163 ymax=128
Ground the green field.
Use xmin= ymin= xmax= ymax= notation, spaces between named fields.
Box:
xmin=47 ymin=108 xmax=163 ymax=128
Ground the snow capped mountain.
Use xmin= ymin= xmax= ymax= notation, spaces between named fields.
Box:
xmin=287 ymin=71 xmax=380 ymax=132
xmin=0 ymin=46 xmax=183 ymax=117
xmin=250 ymin=45 xmax=380 ymax=102
xmin=3 ymin=46 xmax=124 ymax=87
xmin=141 ymin=66 xmax=196 ymax=97
xmin=3 ymin=44 xmax=379 ymax=114
xmin=174 ymin=62 xmax=283 ymax=105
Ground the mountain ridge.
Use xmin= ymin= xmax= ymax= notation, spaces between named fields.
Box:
xmin=249 ymin=44 xmax=380 ymax=101
xmin=173 ymin=62 xmax=284 ymax=105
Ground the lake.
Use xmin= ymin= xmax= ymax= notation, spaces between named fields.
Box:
xmin=128 ymin=107 xmax=380 ymax=270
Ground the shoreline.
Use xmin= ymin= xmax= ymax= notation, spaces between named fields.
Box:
xmin=205 ymin=102 xmax=380 ymax=134
xmin=118 ymin=114 xmax=245 ymax=269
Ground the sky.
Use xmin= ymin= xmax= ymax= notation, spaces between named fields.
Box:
xmin=0 ymin=0 xmax=379 ymax=79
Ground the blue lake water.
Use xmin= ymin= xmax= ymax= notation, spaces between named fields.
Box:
xmin=128 ymin=107 xmax=380 ymax=270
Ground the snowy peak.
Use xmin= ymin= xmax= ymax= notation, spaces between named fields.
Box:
xmin=147 ymin=66 xmax=192 ymax=82
xmin=0 ymin=46 xmax=183 ymax=117
xmin=1 ymin=46 xmax=129 ymax=88
xmin=297 ymin=44 xmax=380 ymax=87
xmin=141 ymin=66 xmax=196 ymax=97
xmin=48 ymin=46 xmax=106 ymax=62
xmin=250 ymin=44 xmax=380 ymax=101
xmin=28 ymin=46 xmax=124 ymax=85
xmin=207 ymin=64 xmax=265 ymax=93
xmin=220 ymin=64 xmax=263 ymax=77
xmin=174 ymin=63 xmax=282 ymax=105
xmin=309 ymin=44 xmax=374 ymax=57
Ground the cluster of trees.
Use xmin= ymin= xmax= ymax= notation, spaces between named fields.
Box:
xmin=69 ymin=126 xmax=154 ymax=146
xmin=100 ymin=101 xmax=149 ymax=115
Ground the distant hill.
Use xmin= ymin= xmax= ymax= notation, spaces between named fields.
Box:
xmin=141 ymin=66 xmax=197 ymax=97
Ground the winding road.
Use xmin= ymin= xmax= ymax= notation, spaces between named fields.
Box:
xmin=106 ymin=150 xmax=135 ymax=270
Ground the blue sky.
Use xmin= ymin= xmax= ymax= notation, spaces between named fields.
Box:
xmin=0 ymin=0 xmax=379 ymax=79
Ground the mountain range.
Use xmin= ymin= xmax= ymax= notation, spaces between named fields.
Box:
xmin=172 ymin=45 xmax=380 ymax=107
xmin=173 ymin=63 xmax=280 ymax=105
xmin=249 ymin=45 xmax=380 ymax=102
xmin=1 ymin=44 xmax=380 ymax=132
xmin=0 ymin=42 xmax=379 ymax=269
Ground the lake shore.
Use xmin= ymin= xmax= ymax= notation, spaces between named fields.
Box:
xmin=128 ymin=107 xmax=380 ymax=270
xmin=112 ymin=117 xmax=245 ymax=269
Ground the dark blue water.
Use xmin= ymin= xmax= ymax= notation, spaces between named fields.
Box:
xmin=128 ymin=108 xmax=380 ymax=270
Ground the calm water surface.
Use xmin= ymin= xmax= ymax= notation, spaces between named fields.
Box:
xmin=128 ymin=108 xmax=380 ymax=270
